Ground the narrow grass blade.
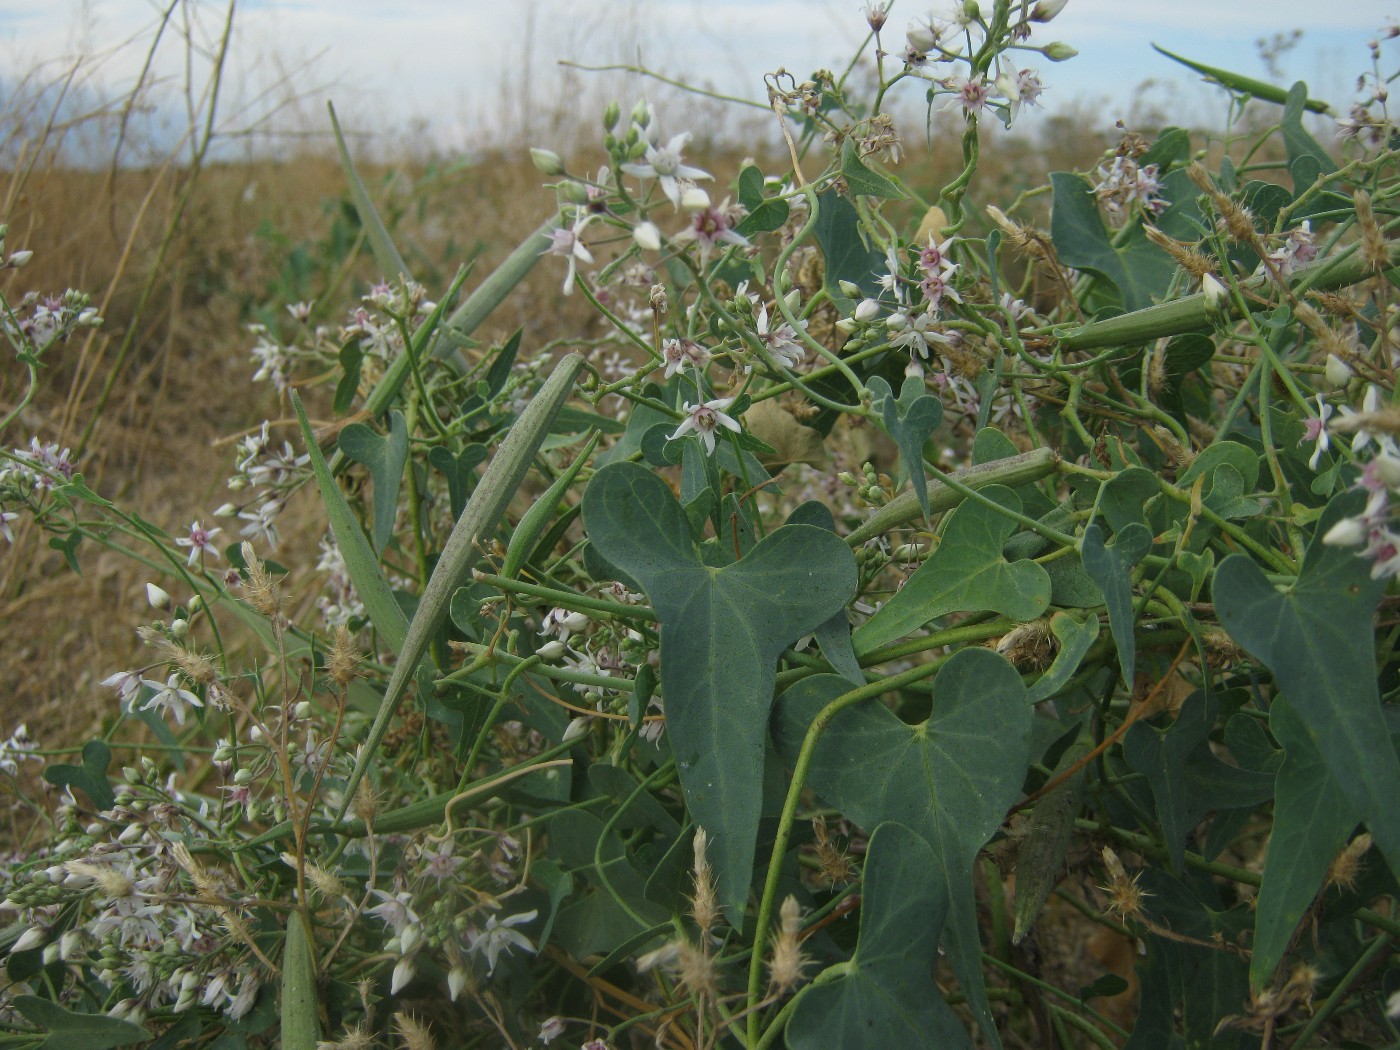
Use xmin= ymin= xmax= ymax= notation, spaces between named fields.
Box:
xmin=338 ymin=352 xmax=587 ymax=817
xmin=291 ymin=391 xmax=408 ymax=655
xmin=328 ymin=101 xmax=410 ymax=280
xmin=1151 ymin=45 xmax=1331 ymax=113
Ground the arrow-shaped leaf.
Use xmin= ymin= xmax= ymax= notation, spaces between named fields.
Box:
xmin=582 ymin=462 xmax=857 ymax=925
xmin=869 ymin=375 xmax=943 ymax=518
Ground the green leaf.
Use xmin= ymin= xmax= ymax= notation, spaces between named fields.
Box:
xmin=735 ymin=165 xmax=791 ymax=237
xmin=13 ymin=996 xmax=149 ymax=1050
xmin=854 ymin=487 xmax=1051 ymax=656
xmin=813 ymin=189 xmax=884 ymax=308
xmin=1049 ymin=173 xmax=1174 ymax=312
xmin=787 ymin=501 xmax=863 ymax=683
xmin=1080 ymin=523 xmax=1151 ymax=685
xmin=1150 ymin=46 xmax=1331 ymax=113
xmin=292 ymin=392 xmax=408 ymax=656
xmin=328 ymin=101 xmax=410 ymax=279
xmin=333 ymin=341 xmax=363 ymax=414
xmin=43 ymin=740 xmax=114 ymax=811
xmin=338 ymin=353 xmax=587 ymax=819
xmin=1027 ymin=612 xmax=1100 ymax=704
xmin=869 ymin=375 xmax=943 ymax=518
xmin=786 ymin=822 xmax=972 ymax=1050
xmin=773 ymin=649 xmax=1032 ymax=1043
xmin=1014 ymin=735 xmax=1089 ymax=943
xmin=839 ymin=138 xmax=905 ymax=200
xmin=1280 ymin=81 xmax=1338 ymax=175
xmin=1123 ymin=691 xmax=1275 ymax=872
xmin=427 ymin=444 xmax=487 ymax=519
xmin=582 ymin=462 xmax=857 ymax=925
xmin=338 ymin=410 xmax=409 ymax=553
xmin=280 ymin=914 xmax=321 ymax=1050
xmin=1250 ymin=699 xmax=1357 ymax=993
xmin=1214 ymin=491 xmax=1400 ymax=876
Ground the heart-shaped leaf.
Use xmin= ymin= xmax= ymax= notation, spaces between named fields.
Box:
xmin=1250 ymin=699 xmax=1358 ymax=993
xmin=43 ymin=739 xmax=114 ymax=811
xmin=582 ymin=462 xmax=857 ymax=924
xmin=1214 ymin=491 xmax=1400 ymax=875
xmin=773 ymin=649 xmax=1032 ymax=1043
xmin=1050 ymin=172 xmax=1176 ymax=312
xmin=869 ymin=375 xmax=943 ymax=518
xmin=839 ymin=138 xmax=905 ymax=200
xmin=786 ymin=822 xmax=972 ymax=1049
xmin=1123 ymin=691 xmax=1275 ymax=872
xmin=338 ymin=410 xmax=409 ymax=552
xmin=854 ymin=486 xmax=1051 ymax=656
xmin=428 ymin=443 xmax=487 ymax=518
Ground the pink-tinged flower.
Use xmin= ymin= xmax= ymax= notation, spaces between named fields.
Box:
xmin=755 ymin=304 xmax=807 ymax=370
xmin=944 ymin=74 xmax=992 ymax=115
xmin=621 ymin=132 xmax=713 ymax=209
xmin=660 ymin=338 xmax=712 ymax=380
xmin=467 ymin=910 xmax=538 ymax=974
xmin=366 ymin=888 xmax=420 ymax=936
xmin=670 ymin=398 xmax=741 ymax=455
xmin=918 ymin=234 xmax=956 ymax=277
xmin=538 ymin=1015 xmax=567 ymax=1044
xmin=176 ymin=521 xmax=222 ymax=566
xmin=543 ymin=214 xmax=596 ymax=295
xmin=1301 ymin=394 xmax=1334 ymax=470
xmin=886 ymin=309 xmax=952 ymax=360
xmin=1015 ymin=69 xmax=1045 ymax=107
xmin=101 ymin=670 xmax=143 ymax=707
xmin=921 ymin=269 xmax=963 ymax=312
xmin=1267 ymin=221 xmax=1319 ymax=277
xmin=673 ymin=201 xmax=749 ymax=259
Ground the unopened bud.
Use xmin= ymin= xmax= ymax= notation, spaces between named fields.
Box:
xmin=169 ymin=618 xmax=188 ymax=639
xmin=855 ymin=298 xmax=881 ymax=322
xmin=146 ymin=583 xmax=171 ymax=610
xmin=1030 ymin=0 xmax=1067 ymax=21
xmin=7 ymin=249 xmax=33 ymax=268
xmin=633 ymin=221 xmax=661 ymax=251
xmin=838 ymin=280 xmax=862 ymax=298
xmin=680 ymin=185 xmax=711 ymax=210
xmin=603 ymin=101 xmax=621 ymax=131
xmin=1325 ymin=354 xmax=1354 ymax=389
xmin=907 ymin=24 xmax=937 ymax=52
xmin=1043 ymin=42 xmax=1078 ymax=61
xmin=530 ymin=148 xmax=565 ymax=175
xmin=631 ymin=99 xmax=652 ymax=128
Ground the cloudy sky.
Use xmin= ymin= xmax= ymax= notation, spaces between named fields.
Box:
xmin=0 ymin=1 xmax=1393 ymax=157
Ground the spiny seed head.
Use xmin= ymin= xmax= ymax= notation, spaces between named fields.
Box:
xmin=392 ymin=1011 xmax=435 ymax=1050
xmin=328 ymin=625 xmax=362 ymax=687
xmin=675 ymin=939 xmax=718 ymax=1000
xmin=318 ymin=1022 xmax=373 ymax=1050
xmin=812 ymin=815 xmax=856 ymax=885
xmin=768 ymin=895 xmax=809 ymax=994
xmin=1327 ymin=833 xmax=1372 ymax=892
xmin=241 ymin=542 xmax=284 ymax=618
xmin=1143 ymin=224 xmax=1215 ymax=282
xmin=305 ymin=861 xmax=348 ymax=902
xmin=353 ymin=772 xmax=381 ymax=827
xmin=174 ymin=647 xmax=215 ymax=685
xmin=1099 ymin=847 xmax=1150 ymax=922
xmin=995 ymin=619 xmax=1056 ymax=670
xmin=65 ymin=860 xmax=133 ymax=900
xmin=690 ymin=827 xmax=720 ymax=937
xmin=1354 ymin=189 xmax=1390 ymax=275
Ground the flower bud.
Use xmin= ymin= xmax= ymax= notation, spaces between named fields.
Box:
xmin=147 ymin=583 xmax=172 ymax=610
xmin=233 ymin=768 xmax=253 ymax=785
xmin=170 ymin=618 xmax=189 ymax=638
xmin=783 ymin=288 xmax=802 ymax=312
xmin=1030 ymin=0 xmax=1067 ymax=21
xmin=631 ymin=99 xmax=652 ymax=128
xmin=1323 ymin=516 xmax=1367 ymax=547
xmin=835 ymin=318 xmax=858 ymax=334
xmin=559 ymin=181 xmax=590 ymax=205
xmin=563 ymin=716 xmax=592 ymax=744
xmin=633 ymin=221 xmax=661 ymax=251
xmin=530 ymin=148 xmax=565 ymax=175
xmin=1202 ymin=274 xmax=1229 ymax=314
xmin=562 ymin=611 xmax=590 ymax=632
xmin=42 ymin=943 xmax=60 ymax=965
xmin=1375 ymin=454 xmax=1400 ymax=490
xmin=680 ymin=185 xmax=711 ymax=210
xmin=838 ymin=280 xmax=862 ymax=298
xmin=1325 ymin=354 xmax=1354 ymax=389
xmin=907 ymin=24 xmax=937 ymax=52
xmin=1043 ymin=41 xmax=1078 ymax=61
xmin=294 ymin=701 xmax=312 ymax=719
xmin=7 ymin=249 xmax=33 ymax=269
xmin=448 ymin=965 xmax=470 ymax=1001
xmin=855 ymin=298 xmax=881 ymax=322
xmin=537 ymin=640 xmax=566 ymax=659
xmin=12 ymin=926 xmax=46 ymax=953
xmin=603 ymin=100 xmax=621 ymax=131
xmin=400 ymin=924 xmax=423 ymax=954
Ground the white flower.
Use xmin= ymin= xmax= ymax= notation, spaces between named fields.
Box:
xmin=1323 ymin=515 xmax=1368 ymax=547
xmin=755 ymin=304 xmax=806 ymax=370
xmin=139 ymin=675 xmax=204 ymax=726
xmin=670 ymin=398 xmax=742 ymax=455
xmin=468 ymin=910 xmax=538 ymax=974
xmin=543 ymin=213 xmax=596 ymax=295
xmin=621 ymin=132 xmax=713 ymax=209
xmin=1302 ymin=394 xmax=1333 ymax=470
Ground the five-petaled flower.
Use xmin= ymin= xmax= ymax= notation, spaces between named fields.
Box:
xmin=176 ymin=521 xmax=222 ymax=566
xmin=468 ymin=910 xmax=538 ymax=975
xmin=1301 ymin=394 xmax=1334 ymax=470
xmin=670 ymin=398 xmax=741 ymax=455
xmin=621 ymin=131 xmax=713 ymax=209
xmin=755 ymin=305 xmax=807 ymax=370
xmin=543 ymin=213 xmax=596 ymax=295
xmin=139 ymin=674 xmax=204 ymax=726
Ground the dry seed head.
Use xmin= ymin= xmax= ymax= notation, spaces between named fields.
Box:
xmin=995 ymin=619 xmax=1056 ymax=670
xmin=65 ymin=860 xmax=135 ymax=899
xmin=812 ymin=815 xmax=856 ymax=885
xmin=768 ymin=894 xmax=809 ymax=994
xmin=305 ymin=861 xmax=348 ymax=902
xmin=1142 ymin=224 xmax=1214 ymax=282
xmin=352 ymin=771 xmax=381 ymax=827
xmin=174 ymin=647 xmax=215 ymax=686
xmin=318 ymin=1022 xmax=374 ymax=1050
xmin=1332 ymin=406 xmax=1400 ymax=438
xmin=328 ymin=625 xmax=362 ymax=687
xmin=675 ymin=939 xmax=718 ymax=1000
xmin=1313 ymin=291 xmax=1360 ymax=321
xmin=1354 ymin=189 xmax=1390 ymax=275
xmin=1327 ymin=832 xmax=1372 ymax=892
xmin=1201 ymin=627 xmax=1245 ymax=669
xmin=690 ymin=827 xmax=720 ymax=937
xmin=392 ymin=1011 xmax=435 ymax=1050
xmin=241 ymin=542 xmax=285 ymax=618
xmin=1099 ymin=847 xmax=1150 ymax=922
